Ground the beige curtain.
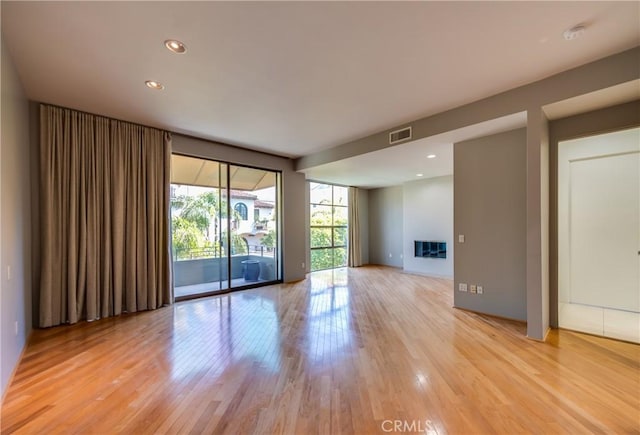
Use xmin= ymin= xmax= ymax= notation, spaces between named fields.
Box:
xmin=348 ymin=186 xmax=362 ymax=267
xmin=39 ymin=105 xmax=172 ymax=327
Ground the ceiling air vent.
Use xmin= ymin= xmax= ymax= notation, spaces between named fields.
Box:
xmin=389 ymin=126 xmax=412 ymax=145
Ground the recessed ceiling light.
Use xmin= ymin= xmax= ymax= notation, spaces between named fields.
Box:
xmin=164 ymin=39 xmax=187 ymax=54
xmin=145 ymin=80 xmax=165 ymax=90
xmin=427 ymin=154 xmax=436 ymax=159
xmin=563 ymin=25 xmax=586 ymax=41
xmin=416 ymin=173 xmax=424 ymax=177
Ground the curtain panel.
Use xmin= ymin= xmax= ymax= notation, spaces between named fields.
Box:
xmin=39 ymin=105 xmax=172 ymax=327
xmin=348 ymin=186 xmax=362 ymax=267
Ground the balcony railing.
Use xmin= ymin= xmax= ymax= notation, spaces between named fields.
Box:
xmin=173 ymin=252 xmax=277 ymax=286
xmin=174 ymin=245 xmax=275 ymax=261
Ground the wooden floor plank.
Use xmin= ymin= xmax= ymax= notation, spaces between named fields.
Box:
xmin=1 ymin=266 xmax=638 ymax=434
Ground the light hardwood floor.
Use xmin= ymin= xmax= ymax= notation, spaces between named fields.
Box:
xmin=2 ymin=266 xmax=639 ymax=434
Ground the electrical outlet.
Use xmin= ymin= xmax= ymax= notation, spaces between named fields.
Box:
xmin=477 ymin=286 xmax=484 ymax=294
xmin=389 ymin=253 xmax=393 ymax=258
xmin=470 ymin=285 xmax=477 ymax=294
xmin=458 ymin=234 xmax=465 ymax=243
xmin=459 ymin=283 xmax=467 ymax=292
xmin=301 ymin=262 xmax=305 ymax=269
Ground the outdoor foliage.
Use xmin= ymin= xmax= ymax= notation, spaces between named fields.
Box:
xmin=310 ymin=191 xmax=348 ymax=271
xmin=261 ymin=229 xmax=276 ymax=249
xmin=171 ymin=189 xmax=247 ymax=260
xmin=229 ymin=234 xmax=249 ymax=255
xmin=171 ymin=216 xmax=203 ymax=257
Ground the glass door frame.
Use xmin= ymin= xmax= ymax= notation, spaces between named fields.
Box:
xmin=171 ymin=153 xmax=283 ymax=302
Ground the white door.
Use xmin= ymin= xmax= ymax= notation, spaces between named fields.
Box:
xmin=569 ymin=151 xmax=639 ymax=311
xmin=558 ymin=127 xmax=640 ymax=342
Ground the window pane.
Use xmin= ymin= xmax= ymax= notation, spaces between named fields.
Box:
xmin=333 ymin=227 xmax=346 ymax=247
xmin=310 ymin=204 xmax=332 ymax=225
xmin=333 ymin=247 xmax=347 ymax=268
xmin=311 ymin=228 xmax=332 ymax=248
xmin=311 ymin=248 xmax=334 ymax=271
xmin=229 ymin=164 xmax=280 ymax=289
xmin=308 ymin=182 xmax=349 ymax=272
xmin=333 ymin=186 xmax=348 ymax=206
xmin=310 ymin=182 xmax=332 ymax=205
xmin=333 ymin=206 xmax=348 ymax=226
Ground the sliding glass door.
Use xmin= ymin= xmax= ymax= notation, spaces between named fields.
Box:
xmin=170 ymin=155 xmax=281 ymax=300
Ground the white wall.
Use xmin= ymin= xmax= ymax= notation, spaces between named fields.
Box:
xmin=402 ymin=176 xmax=453 ymax=278
xmin=1 ymin=37 xmax=33 ymax=398
xmin=367 ymin=178 xmax=453 ymax=275
xmin=230 ymin=197 xmax=255 ymax=234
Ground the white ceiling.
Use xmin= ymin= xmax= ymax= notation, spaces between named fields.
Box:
xmin=2 ymin=1 xmax=639 ymax=160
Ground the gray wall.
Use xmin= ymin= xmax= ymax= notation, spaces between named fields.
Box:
xmin=403 ymin=176 xmax=453 ymax=278
xmin=1 ymin=37 xmax=33 ymax=398
xmin=454 ymin=128 xmax=527 ymax=321
xmin=368 ymin=186 xmax=403 ymax=267
xmin=172 ymin=134 xmax=307 ymax=282
xmin=525 ymin=108 xmax=550 ymax=338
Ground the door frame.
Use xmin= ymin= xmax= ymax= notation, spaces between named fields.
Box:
xmin=548 ymin=101 xmax=640 ymax=327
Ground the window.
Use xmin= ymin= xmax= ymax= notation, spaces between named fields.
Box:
xmin=234 ymin=202 xmax=248 ymax=220
xmin=309 ymin=182 xmax=348 ymax=271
